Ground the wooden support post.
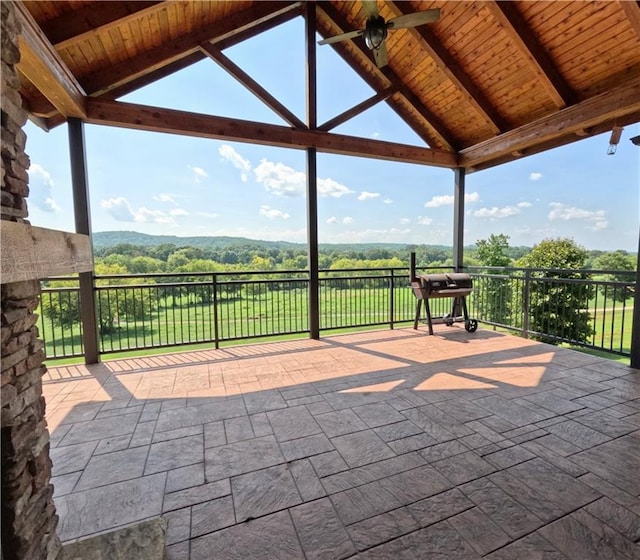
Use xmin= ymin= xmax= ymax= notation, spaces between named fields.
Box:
xmin=453 ymin=168 xmax=465 ymax=272
xmin=305 ymin=3 xmax=320 ymax=339
xmin=68 ymin=118 xmax=99 ymax=364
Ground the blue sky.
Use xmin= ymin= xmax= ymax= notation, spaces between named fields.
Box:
xmin=24 ymin=17 xmax=639 ymax=251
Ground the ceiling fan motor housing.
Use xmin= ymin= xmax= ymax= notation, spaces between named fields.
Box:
xmin=364 ymin=16 xmax=388 ymax=50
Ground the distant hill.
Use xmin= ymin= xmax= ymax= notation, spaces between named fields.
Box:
xmin=92 ymin=231 xmax=454 ymax=253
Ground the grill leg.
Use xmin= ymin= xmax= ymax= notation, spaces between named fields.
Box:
xmin=413 ymin=299 xmax=422 ymax=330
xmin=425 ymin=298 xmax=434 ymax=335
xmin=461 ymin=297 xmax=469 ymax=321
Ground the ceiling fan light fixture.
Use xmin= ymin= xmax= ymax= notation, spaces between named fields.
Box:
xmin=364 ymin=16 xmax=387 ymax=50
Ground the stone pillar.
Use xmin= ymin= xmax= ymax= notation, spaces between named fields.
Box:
xmin=1 ymin=2 xmax=63 ymax=559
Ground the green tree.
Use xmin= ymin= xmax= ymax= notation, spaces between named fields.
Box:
xmin=40 ymin=279 xmax=80 ymax=327
xmin=475 ymin=234 xmax=512 ymax=267
xmin=593 ymin=250 xmax=635 ymax=303
xmin=95 ymin=263 xmax=157 ymax=334
xmin=474 ymin=234 xmax=512 ymax=325
xmin=518 ymin=238 xmax=593 ymax=344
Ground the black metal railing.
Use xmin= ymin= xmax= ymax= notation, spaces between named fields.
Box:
xmin=37 ymin=266 xmax=635 ymax=360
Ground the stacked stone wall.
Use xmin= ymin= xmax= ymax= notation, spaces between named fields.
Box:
xmin=1 ymin=2 xmax=63 ymax=559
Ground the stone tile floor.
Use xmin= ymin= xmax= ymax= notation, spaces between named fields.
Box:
xmin=43 ymin=327 xmax=640 ymax=559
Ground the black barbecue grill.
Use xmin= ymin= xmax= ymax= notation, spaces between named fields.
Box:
xmin=410 ymin=253 xmax=478 ymax=335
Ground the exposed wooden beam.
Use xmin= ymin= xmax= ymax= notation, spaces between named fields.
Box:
xmin=85 ymin=98 xmax=457 ymax=168
xmin=386 ymin=1 xmax=507 ymax=135
xmin=0 ymin=222 xmax=92 ymax=284
xmin=468 ymin=110 xmax=640 ymax=172
xmin=200 ymin=43 xmax=305 ymax=129
xmin=15 ymin=3 xmax=86 ymax=118
xmin=620 ymin=0 xmax=640 ymax=40
xmin=305 ymin=2 xmax=318 ymax=129
xmin=81 ymin=2 xmax=302 ymax=97
xmin=41 ymin=1 xmax=162 ymax=48
xmin=318 ymin=88 xmax=395 ymax=131
xmin=460 ymin=79 xmax=640 ymax=168
xmin=318 ymin=2 xmax=457 ymax=151
xmin=486 ymin=1 xmax=576 ymax=109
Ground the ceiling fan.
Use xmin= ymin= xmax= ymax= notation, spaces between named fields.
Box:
xmin=318 ymin=1 xmax=440 ymax=68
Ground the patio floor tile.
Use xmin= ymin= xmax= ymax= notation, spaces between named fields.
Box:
xmin=190 ymin=511 xmax=304 ymax=560
xmin=231 ymin=464 xmax=302 ymax=522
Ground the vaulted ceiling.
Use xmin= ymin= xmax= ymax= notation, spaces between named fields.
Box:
xmin=15 ymin=0 xmax=640 ymax=171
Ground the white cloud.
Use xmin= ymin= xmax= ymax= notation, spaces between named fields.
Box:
xmin=358 ymin=191 xmax=380 ymax=201
xmin=425 ymin=192 xmax=479 ymax=208
xmin=383 ymin=198 xmax=393 ymax=204
xmin=255 ymin=160 xmax=304 ymax=197
xmin=100 ymin=197 xmax=135 ymax=221
xmin=188 ymin=165 xmax=209 ymax=183
xmin=372 ymin=132 xmax=380 ymax=139
xmin=517 ymin=201 xmax=532 ymax=208
xmin=319 ymin=177 xmax=353 ymax=198
xmin=259 ymin=205 xmax=290 ymax=220
xmin=473 ymin=206 xmax=520 ymax=218
xmin=154 ymin=193 xmax=176 ymax=203
xmin=254 ymin=159 xmax=353 ymax=198
xmin=548 ymin=202 xmax=608 ymax=230
xmin=100 ymin=197 xmax=173 ymax=224
xmin=417 ymin=216 xmax=433 ymax=225
xmin=530 ymin=172 xmax=543 ymax=181
xmin=400 ymin=218 xmax=411 ymax=225
xmin=342 ymin=217 xmax=354 ymax=224
xmin=28 ymin=163 xmax=60 ymax=212
xmin=219 ymin=145 xmax=251 ymax=182
xmin=169 ymin=208 xmax=189 ymax=217
xmin=196 ymin=211 xmax=219 ymax=218
xmin=327 ymin=216 xmax=338 ymax=224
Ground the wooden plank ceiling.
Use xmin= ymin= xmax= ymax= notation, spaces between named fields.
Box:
xmin=16 ymin=0 xmax=640 ymax=171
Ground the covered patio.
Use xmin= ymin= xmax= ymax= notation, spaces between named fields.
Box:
xmin=2 ymin=1 xmax=640 ymax=559
xmin=44 ymin=326 xmax=640 ymax=559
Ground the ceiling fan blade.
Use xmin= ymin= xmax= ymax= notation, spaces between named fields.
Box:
xmin=372 ymin=43 xmax=388 ymax=68
xmin=318 ymin=29 xmax=364 ymax=45
xmin=362 ymin=0 xmax=379 ymax=18
xmin=387 ymin=9 xmax=440 ymax=30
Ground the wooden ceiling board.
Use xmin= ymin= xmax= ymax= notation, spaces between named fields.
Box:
xmin=542 ymin=10 xmax=629 ymax=66
xmin=553 ymin=28 xmax=638 ymax=81
xmin=390 ymin=95 xmax=458 ymax=150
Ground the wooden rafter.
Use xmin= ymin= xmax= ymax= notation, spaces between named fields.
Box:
xmin=318 ymin=2 xmax=457 ymax=151
xmin=41 ymin=1 xmax=162 ymax=48
xmin=318 ymin=88 xmax=395 ymax=131
xmin=386 ymin=1 xmax=507 ymax=135
xmin=200 ymin=43 xmax=306 ymax=129
xmin=85 ymin=98 xmax=457 ymax=168
xmin=80 ymin=2 xmax=302 ymax=97
xmin=15 ymin=3 xmax=86 ymax=118
xmin=486 ymin=1 xmax=575 ymax=109
xmin=620 ymin=0 xmax=640 ymax=40
xmin=460 ymin=78 xmax=640 ymax=168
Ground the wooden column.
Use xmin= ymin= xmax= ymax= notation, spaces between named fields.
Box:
xmin=305 ymin=3 xmax=320 ymax=339
xmin=453 ymin=167 xmax=465 ymax=272
xmin=68 ymin=117 xmax=100 ymax=363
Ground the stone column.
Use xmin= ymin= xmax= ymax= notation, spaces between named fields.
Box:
xmin=1 ymin=2 xmax=63 ymax=559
